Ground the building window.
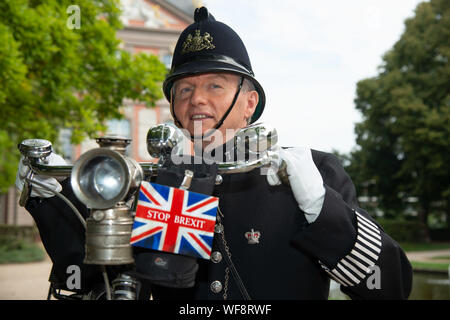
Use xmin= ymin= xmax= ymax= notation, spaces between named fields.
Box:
xmin=162 ymin=53 xmax=173 ymax=69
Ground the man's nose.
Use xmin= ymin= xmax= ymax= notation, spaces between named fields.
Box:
xmin=189 ymin=87 xmax=208 ymax=106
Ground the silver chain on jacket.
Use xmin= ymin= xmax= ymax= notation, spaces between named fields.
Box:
xmin=216 ymin=206 xmax=230 ymax=300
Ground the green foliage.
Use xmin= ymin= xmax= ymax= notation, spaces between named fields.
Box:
xmin=0 ymin=225 xmax=44 ymax=263
xmin=0 ymin=238 xmax=45 ymax=264
xmin=0 ymin=131 xmax=19 ymax=193
xmin=351 ymin=0 xmax=450 ymax=222
xmin=0 ymin=0 xmax=167 ymax=192
xmin=376 ymin=218 xmax=427 ymax=243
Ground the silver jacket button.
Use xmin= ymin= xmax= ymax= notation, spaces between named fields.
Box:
xmin=215 ymin=174 xmax=223 ymax=185
xmin=214 ymin=223 xmax=224 ymax=234
xmin=211 ymin=251 xmax=223 ymax=263
xmin=210 ymin=280 xmax=223 ymax=293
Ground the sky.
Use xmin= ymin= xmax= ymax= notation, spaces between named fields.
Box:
xmin=202 ymin=0 xmax=424 ymax=153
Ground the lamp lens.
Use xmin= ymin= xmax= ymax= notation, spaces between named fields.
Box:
xmin=79 ymin=156 xmax=125 ymax=201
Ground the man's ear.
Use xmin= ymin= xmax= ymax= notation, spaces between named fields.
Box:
xmin=244 ymin=91 xmax=259 ymax=121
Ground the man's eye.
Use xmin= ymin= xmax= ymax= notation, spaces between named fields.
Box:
xmin=211 ymin=84 xmax=223 ymax=89
xmin=179 ymin=87 xmax=192 ymax=94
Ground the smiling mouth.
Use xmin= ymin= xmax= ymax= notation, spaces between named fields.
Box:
xmin=191 ymin=114 xmax=213 ymax=120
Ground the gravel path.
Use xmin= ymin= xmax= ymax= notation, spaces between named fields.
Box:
xmin=406 ymin=249 xmax=450 ymax=264
xmin=0 ymin=253 xmax=52 ymax=300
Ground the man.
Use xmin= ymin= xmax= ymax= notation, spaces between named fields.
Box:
xmin=16 ymin=7 xmax=412 ymax=300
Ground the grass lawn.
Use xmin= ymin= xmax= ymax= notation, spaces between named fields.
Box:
xmin=410 ymin=261 xmax=450 ymax=272
xmin=430 ymin=256 xmax=450 ymax=260
xmin=398 ymin=242 xmax=450 ymax=273
xmin=399 ymin=242 xmax=450 ymax=252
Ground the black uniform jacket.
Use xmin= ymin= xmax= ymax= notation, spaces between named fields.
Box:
xmin=25 ymin=149 xmax=412 ymax=300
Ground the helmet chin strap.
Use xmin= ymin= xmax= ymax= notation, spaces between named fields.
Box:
xmin=171 ymin=76 xmax=245 ymax=142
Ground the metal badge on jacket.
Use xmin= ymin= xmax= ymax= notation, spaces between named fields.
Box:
xmin=245 ymin=229 xmax=261 ymax=244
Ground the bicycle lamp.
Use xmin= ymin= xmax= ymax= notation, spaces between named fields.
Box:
xmin=71 ymin=136 xmax=143 ymax=265
xmin=71 ymin=137 xmax=143 ymax=209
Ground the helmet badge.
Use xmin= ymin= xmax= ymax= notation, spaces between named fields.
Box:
xmin=181 ymin=29 xmax=216 ymax=54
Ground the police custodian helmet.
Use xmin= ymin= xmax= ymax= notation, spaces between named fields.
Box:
xmin=163 ymin=7 xmax=266 ymax=128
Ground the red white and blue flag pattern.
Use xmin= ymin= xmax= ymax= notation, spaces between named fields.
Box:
xmin=130 ymin=181 xmax=218 ymax=259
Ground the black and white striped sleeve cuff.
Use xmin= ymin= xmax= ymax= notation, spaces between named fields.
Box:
xmin=319 ymin=211 xmax=382 ymax=287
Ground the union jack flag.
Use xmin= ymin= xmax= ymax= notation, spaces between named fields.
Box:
xmin=130 ymin=181 xmax=218 ymax=259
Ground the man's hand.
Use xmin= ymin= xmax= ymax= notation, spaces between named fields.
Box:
xmin=267 ymin=147 xmax=325 ymax=223
xmin=15 ymin=153 xmax=67 ymax=198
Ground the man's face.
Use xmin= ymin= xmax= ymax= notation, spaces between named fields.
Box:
xmin=172 ymin=73 xmax=258 ymax=142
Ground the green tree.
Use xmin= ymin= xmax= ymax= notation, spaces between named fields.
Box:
xmin=352 ymin=0 xmax=450 ymax=235
xmin=0 ymin=0 xmax=167 ymax=193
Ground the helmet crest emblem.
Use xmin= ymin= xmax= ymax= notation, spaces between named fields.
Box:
xmin=181 ymin=29 xmax=216 ymax=54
